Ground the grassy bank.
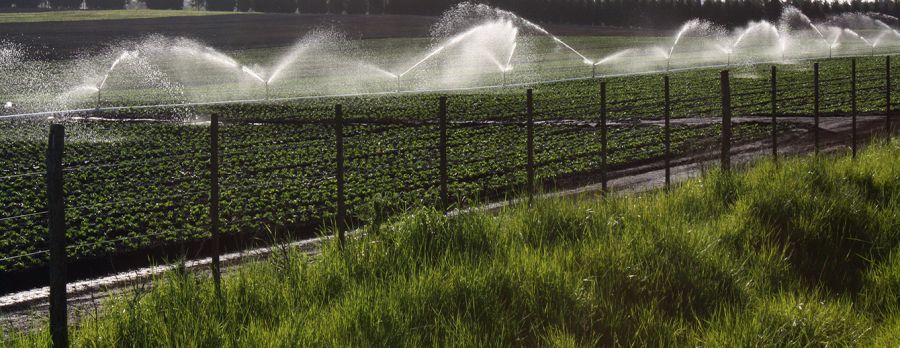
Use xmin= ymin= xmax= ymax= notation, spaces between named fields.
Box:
xmin=6 ymin=138 xmax=900 ymax=346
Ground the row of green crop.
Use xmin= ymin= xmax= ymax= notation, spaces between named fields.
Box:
xmin=5 ymin=55 xmax=866 ymax=273
xmin=59 ymin=56 xmax=900 ymax=124
xmin=0 ymin=116 xmax=774 ymax=271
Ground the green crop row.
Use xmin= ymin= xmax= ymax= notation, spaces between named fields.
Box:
xmin=4 ymin=57 xmax=877 ymax=272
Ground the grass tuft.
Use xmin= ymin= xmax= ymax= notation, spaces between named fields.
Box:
xmin=4 ymin=138 xmax=899 ymax=346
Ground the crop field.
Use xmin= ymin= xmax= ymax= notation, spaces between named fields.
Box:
xmin=0 ymin=43 xmax=897 ymax=277
xmin=6 ymin=136 xmax=899 ymax=346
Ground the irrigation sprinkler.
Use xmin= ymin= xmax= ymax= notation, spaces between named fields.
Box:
xmin=592 ymin=64 xmax=597 ymax=79
xmin=95 ymin=88 xmax=101 ymax=110
xmin=396 ymin=75 xmax=402 ymax=93
xmin=264 ymin=81 xmax=270 ymax=101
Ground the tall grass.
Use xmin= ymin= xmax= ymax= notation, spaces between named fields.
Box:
xmin=5 ymin=138 xmax=899 ymax=346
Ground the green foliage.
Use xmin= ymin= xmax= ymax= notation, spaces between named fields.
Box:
xmin=5 ymin=138 xmax=898 ymax=346
xmin=1 ymin=55 xmax=893 ymax=273
xmin=699 ymin=291 xmax=873 ymax=347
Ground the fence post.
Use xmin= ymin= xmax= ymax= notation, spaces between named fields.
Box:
xmin=720 ymin=70 xmax=732 ymax=172
xmin=438 ymin=96 xmax=449 ymax=210
xmin=600 ymin=81 xmax=608 ymax=193
xmin=771 ymin=65 xmax=778 ymax=163
xmin=814 ymin=62 xmax=820 ymax=154
xmin=335 ymin=105 xmax=346 ymax=248
xmin=663 ymin=76 xmax=671 ymax=190
xmin=526 ymin=89 xmax=535 ymax=204
xmin=209 ymin=113 xmax=221 ymax=297
xmin=47 ymin=124 xmax=67 ymax=348
xmin=852 ymin=58 xmax=858 ymax=158
xmin=887 ymin=56 xmax=892 ymax=135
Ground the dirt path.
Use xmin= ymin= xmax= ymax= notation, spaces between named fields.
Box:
xmin=1 ymin=114 xmax=894 ymax=332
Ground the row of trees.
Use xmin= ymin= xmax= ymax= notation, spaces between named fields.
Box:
xmin=0 ymin=0 xmax=124 ymax=9
xmin=3 ymin=0 xmax=900 ymax=29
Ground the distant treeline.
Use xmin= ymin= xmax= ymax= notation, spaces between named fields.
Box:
xmin=2 ymin=0 xmax=899 ymax=29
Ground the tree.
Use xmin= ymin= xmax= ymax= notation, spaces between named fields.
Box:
xmin=85 ymin=0 xmax=127 ymax=9
xmin=206 ymin=0 xmax=235 ymax=11
xmin=12 ymin=0 xmax=42 ymax=7
xmin=254 ymin=0 xmax=295 ymax=12
xmin=143 ymin=0 xmax=182 ymax=9
xmin=49 ymin=0 xmax=81 ymax=9
xmin=346 ymin=0 xmax=366 ymax=14
xmin=235 ymin=0 xmax=250 ymax=11
xmin=326 ymin=0 xmax=343 ymax=14
xmin=298 ymin=0 xmax=326 ymax=13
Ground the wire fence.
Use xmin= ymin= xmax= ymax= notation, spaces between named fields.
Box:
xmin=1 ymin=57 xmax=898 ymax=342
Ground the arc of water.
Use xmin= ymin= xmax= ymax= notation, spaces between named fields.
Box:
xmin=668 ymin=20 xmax=702 ymax=59
xmin=95 ymin=50 xmax=137 ymax=108
xmin=824 ymin=27 xmax=844 ymax=58
xmin=457 ymin=4 xmax=591 ymax=66
xmin=781 ymin=6 xmax=829 ymax=47
xmin=501 ymin=41 xmax=518 ymax=85
xmin=266 ymin=45 xmax=313 ymax=85
xmin=665 ymin=19 xmax=712 ymax=71
xmin=363 ymin=64 xmax=398 ymax=79
xmin=97 ymin=51 xmax=135 ymax=91
xmin=594 ymin=48 xmax=635 ymax=66
xmin=552 ymin=36 xmax=593 ymax=65
xmin=400 ymin=45 xmax=448 ymax=78
xmin=173 ymin=45 xmax=270 ymax=99
xmin=174 ymin=46 xmax=266 ymax=84
xmin=731 ymin=24 xmax=756 ymax=50
xmin=400 ymin=20 xmax=517 ymax=79
xmin=481 ymin=49 xmax=505 ymax=70
xmin=766 ymin=26 xmax=789 ymax=60
xmin=731 ymin=22 xmax=780 ymax=51
xmin=504 ymin=41 xmax=518 ymax=70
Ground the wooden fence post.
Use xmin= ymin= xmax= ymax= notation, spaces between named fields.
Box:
xmin=47 ymin=124 xmax=67 ymax=348
xmin=526 ymin=89 xmax=535 ymax=204
xmin=814 ymin=62 xmax=820 ymax=154
xmin=887 ymin=56 xmax=892 ymax=135
xmin=663 ymin=76 xmax=671 ymax=190
xmin=600 ymin=81 xmax=608 ymax=193
xmin=438 ymin=96 xmax=449 ymax=210
xmin=771 ymin=65 xmax=778 ymax=163
xmin=335 ymin=105 xmax=346 ymax=247
xmin=720 ymin=70 xmax=732 ymax=172
xmin=209 ymin=114 xmax=221 ymax=297
xmin=852 ymin=58 xmax=858 ymax=158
